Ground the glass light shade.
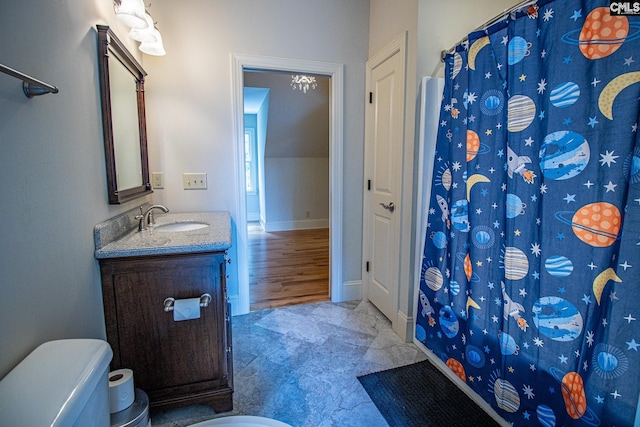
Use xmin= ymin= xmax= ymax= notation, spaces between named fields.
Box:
xmin=115 ymin=0 xmax=148 ymax=29
xmin=290 ymin=75 xmax=318 ymax=93
xmin=139 ymin=30 xmax=166 ymax=56
xmin=128 ymin=14 xmax=158 ymax=43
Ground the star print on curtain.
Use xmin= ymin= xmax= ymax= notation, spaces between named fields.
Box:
xmin=415 ymin=0 xmax=640 ymax=425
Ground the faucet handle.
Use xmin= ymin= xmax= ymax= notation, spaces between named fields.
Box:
xmin=135 ymin=207 xmax=146 ymax=231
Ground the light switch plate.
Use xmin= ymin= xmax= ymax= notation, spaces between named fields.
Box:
xmin=151 ymin=172 xmax=164 ymax=189
xmin=183 ymin=173 xmax=207 ymax=189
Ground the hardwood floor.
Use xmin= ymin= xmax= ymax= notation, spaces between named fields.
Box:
xmin=248 ymin=224 xmax=329 ymax=311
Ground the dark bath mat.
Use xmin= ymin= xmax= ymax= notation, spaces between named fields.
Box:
xmin=358 ymin=360 xmax=502 ymax=427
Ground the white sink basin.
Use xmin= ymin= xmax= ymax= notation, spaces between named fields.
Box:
xmin=155 ymin=222 xmax=209 ymax=232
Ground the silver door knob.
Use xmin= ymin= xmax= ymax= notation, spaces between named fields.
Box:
xmin=379 ymin=202 xmax=395 ymax=213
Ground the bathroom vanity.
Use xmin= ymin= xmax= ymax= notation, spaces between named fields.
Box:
xmin=94 ymin=209 xmax=233 ymax=412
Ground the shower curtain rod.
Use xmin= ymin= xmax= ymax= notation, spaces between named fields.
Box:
xmin=440 ymin=0 xmax=538 ymax=61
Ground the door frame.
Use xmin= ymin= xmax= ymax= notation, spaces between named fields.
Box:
xmin=231 ymin=54 xmax=344 ymax=315
xmin=362 ymin=32 xmax=412 ymax=338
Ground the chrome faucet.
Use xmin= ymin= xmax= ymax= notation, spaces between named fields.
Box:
xmin=136 ymin=204 xmax=169 ymax=231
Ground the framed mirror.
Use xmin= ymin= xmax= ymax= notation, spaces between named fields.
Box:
xmin=97 ymin=25 xmax=152 ymax=204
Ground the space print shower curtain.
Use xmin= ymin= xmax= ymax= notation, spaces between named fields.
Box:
xmin=415 ymin=0 xmax=640 ymax=425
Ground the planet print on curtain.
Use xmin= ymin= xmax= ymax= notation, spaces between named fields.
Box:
xmin=415 ymin=0 xmax=640 ymax=425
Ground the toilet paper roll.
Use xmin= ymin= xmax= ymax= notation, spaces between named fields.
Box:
xmin=108 ymin=368 xmax=135 ymax=413
xmin=173 ymin=297 xmax=201 ymax=321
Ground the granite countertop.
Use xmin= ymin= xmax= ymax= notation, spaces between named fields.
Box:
xmin=94 ymin=210 xmax=232 ymax=259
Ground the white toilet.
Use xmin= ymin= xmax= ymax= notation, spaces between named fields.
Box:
xmin=0 ymin=339 xmax=113 ymax=426
xmin=0 ymin=338 xmax=290 ymax=427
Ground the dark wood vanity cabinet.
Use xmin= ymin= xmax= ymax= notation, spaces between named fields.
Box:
xmin=99 ymin=251 xmax=233 ymax=412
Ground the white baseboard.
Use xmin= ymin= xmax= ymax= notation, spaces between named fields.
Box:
xmin=340 ymin=280 xmax=362 ymax=302
xmin=228 ymin=294 xmax=241 ymax=317
xmin=394 ymin=311 xmax=414 ymax=342
xmin=247 ymin=212 xmax=260 ymax=222
xmin=263 ymin=218 xmax=329 ymax=232
xmin=414 ymin=340 xmax=510 ymax=427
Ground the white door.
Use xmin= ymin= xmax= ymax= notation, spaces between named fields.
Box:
xmin=363 ymin=36 xmax=406 ymax=322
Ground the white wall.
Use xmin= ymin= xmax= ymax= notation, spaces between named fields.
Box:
xmin=0 ymin=0 xmax=149 ymax=377
xmin=418 ymin=0 xmax=520 ymax=79
xmin=144 ymin=0 xmax=370 ymax=306
xmin=246 ymin=72 xmax=329 ymax=159
xmin=264 ymin=157 xmax=330 ymax=231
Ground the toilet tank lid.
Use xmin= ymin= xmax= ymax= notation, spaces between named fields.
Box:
xmin=0 ymin=339 xmax=113 ymax=426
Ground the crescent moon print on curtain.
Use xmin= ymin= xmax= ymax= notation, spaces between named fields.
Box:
xmin=416 ymin=1 xmax=640 ymax=425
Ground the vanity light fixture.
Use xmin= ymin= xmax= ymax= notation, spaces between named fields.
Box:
xmin=114 ymin=0 xmax=148 ymax=29
xmin=290 ymin=75 xmax=317 ymax=93
xmin=113 ymin=0 xmax=166 ymax=56
xmin=139 ymin=29 xmax=166 ymax=56
xmin=128 ymin=13 xmax=157 ymax=43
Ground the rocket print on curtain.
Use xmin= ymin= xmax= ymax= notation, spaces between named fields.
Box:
xmin=416 ymin=0 xmax=640 ymax=425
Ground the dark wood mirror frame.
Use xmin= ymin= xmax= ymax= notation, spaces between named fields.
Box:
xmin=97 ymin=25 xmax=153 ymax=204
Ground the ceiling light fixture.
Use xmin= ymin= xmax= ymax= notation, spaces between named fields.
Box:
xmin=291 ymin=75 xmax=317 ymax=93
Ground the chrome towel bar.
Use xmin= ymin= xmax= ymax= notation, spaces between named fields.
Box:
xmin=0 ymin=63 xmax=59 ymax=98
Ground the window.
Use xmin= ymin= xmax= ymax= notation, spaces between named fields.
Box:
xmin=244 ymin=128 xmax=257 ymax=194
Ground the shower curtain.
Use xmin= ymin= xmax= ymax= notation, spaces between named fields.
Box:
xmin=415 ymin=0 xmax=640 ymax=425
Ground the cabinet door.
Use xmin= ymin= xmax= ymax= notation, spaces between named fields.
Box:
xmin=111 ymin=253 xmax=227 ymax=393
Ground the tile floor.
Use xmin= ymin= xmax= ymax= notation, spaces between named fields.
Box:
xmin=150 ymin=300 xmax=428 ymax=427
